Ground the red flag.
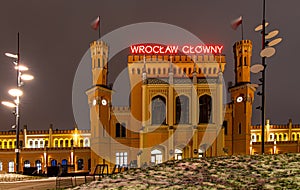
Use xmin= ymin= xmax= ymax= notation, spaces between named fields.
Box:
xmin=91 ymin=16 xmax=100 ymax=30
xmin=231 ymin=16 xmax=242 ymax=30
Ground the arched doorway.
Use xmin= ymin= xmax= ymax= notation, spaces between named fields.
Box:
xmin=35 ymin=160 xmax=42 ymax=173
xmin=51 ymin=159 xmax=57 ymax=166
xmin=24 ymin=160 xmax=30 ymax=168
xmin=174 ymin=149 xmax=183 ymax=160
xmin=61 ymin=159 xmax=68 ymax=173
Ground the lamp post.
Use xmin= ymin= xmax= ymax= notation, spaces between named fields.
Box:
xmin=251 ymin=0 xmax=282 ymax=154
xmin=1 ymin=33 xmax=34 ymax=173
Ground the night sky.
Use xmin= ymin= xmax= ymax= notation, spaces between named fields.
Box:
xmin=0 ymin=0 xmax=299 ymax=131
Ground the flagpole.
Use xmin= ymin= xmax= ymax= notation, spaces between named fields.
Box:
xmin=98 ymin=16 xmax=101 ymax=39
xmin=241 ymin=20 xmax=244 ymax=40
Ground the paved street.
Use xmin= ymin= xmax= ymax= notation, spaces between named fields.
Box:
xmin=0 ymin=177 xmax=87 ymax=190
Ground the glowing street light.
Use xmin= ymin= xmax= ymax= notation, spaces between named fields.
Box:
xmin=5 ymin=52 xmax=18 ymax=59
xmin=1 ymin=33 xmax=34 ymax=173
xmin=1 ymin=101 xmax=16 ymax=108
xmin=8 ymin=89 xmax=23 ymax=97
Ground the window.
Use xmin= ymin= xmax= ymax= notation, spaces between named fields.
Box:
xmin=65 ymin=140 xmax=69 ymax=147
xmin=151 ymin=96 xmax=166 ymax=125
xmin=137 ymin=68 xmax=141 ymax=74
xmin=51 ymin=159 xmax=57 ymax=166
xmin=4 ymin=142 xmax=7 ymax=149
xmin=61 ymin=159 xmax=68 ymax=174
xmin=40 ymin=140 xmax=44 ymax=148
xmin=223 ymin=121 xmax=228 ymax=135
xmin=275 ymin=134 xmax=277 ymax=141
xmin=60 ymin=140 xmax=63 ymax=147
xmin=45 ymin=140 xmax=49 ymax=147
xmin=77 ymin=159 xmax=84 ymax=170
xmin=238 ymin=123 xmax=242 ymax=134
xmin=297 ymin=134 xmax=300 ymax=140
xmin=0 ymin=141 xmax=2 ymax=148
xmin=175 ymin=149 xmax=183 ymax=160
xmin=54 ymin=140 xmax=58 ymax=147
xmin=284 ymin=134 xmax=287 ymax=141
xmin=257 ymin=135 xmax=260 ymax=141
xmin=36 ymin=160 xmax=41 ymax=173
xmin=0 ymin=161 xmax=2 ymax=171
xmin=19 ymin=140 xmax=23 ymax=148
xmin=151 ymin=149 xmax=162 ymax=164
xmin=8 ymin=161 xmax=14 ymax=172
xmin=279 ymin=135 xmax=282 ymax=141
xmin=24 ymin=160 xmax=30 ymax=168
xmin=175 ymin=95 xmax=189 ymax=124
xmin=116 ymin=123 xmax=126 ymax=138
xmin=84 ymin=138 xmax=89 ymax=147
xmin=35 ymin=140 xmax=38 ymax=148
xmin=80 ymin=139 xmax=84 ymax=147
xmin=9 ymin=141 xmax=12 ymax=149
xmin=292 ymin=134 xmax=295 ymax=140
xmin=199 ymin=95 xmax=212 ymax=124
xmin=116 ymin=152 xmax=128 ymax=166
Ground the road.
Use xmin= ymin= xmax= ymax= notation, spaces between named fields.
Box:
xmin=0 ymin=177 xmax=88 ymax=190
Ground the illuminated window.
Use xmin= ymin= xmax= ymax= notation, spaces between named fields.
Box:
xmin=24 ymin=160 xmax=30 ymax=168
xmin=116 ymin=152 xmax=128 ymax=166
xmin=175 ymin=95 xmax=189 ymax=124
xmin=8 ymin=161 xmax=14 ymax=172
xmin=51 ymin=159 xmax=57 ymax=166
xmin=174 ymin=149 xmax=183 ymax=160
xmin=151 ymin=149 xmax=162 ymax=164
xmin=257 ymin=135 xmax=260 ymax=141
xmin=40 ymin=140 xmax=44 ymax=148
xmin=199 ymin=95 xmax=212 ymax=124
xmin=284 ymin=134 xmax=287 ymax=141
xmin=0 ymin=161 xmax=2 ymax=171
xmin=151 ymin=96 xmax=166 ymax=125
xmin=84 ymin=138 xmax=90 ymax=147
xmin=35 ymin=141 xmax=38 ymax=148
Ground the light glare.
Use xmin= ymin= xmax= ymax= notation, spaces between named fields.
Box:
xmin=1 ymin=101 xmax=16 ymax=108
xmin=8 ymin=89 xmax=23 ymax=97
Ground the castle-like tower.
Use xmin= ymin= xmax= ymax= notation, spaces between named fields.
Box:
xmin=86 ymin=40 xmax=112 ymax=170
xmin=225 ymin=40 xmax=257 ymax=155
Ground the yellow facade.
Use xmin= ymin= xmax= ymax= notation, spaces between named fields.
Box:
xmin=0 ymin=125 xmax=90 ymax=173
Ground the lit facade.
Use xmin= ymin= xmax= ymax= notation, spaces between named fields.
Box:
xmin=0 ymin=125 xmax=90 ymax=173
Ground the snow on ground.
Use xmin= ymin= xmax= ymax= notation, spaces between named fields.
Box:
xmin=71 ymin=153 xmax=300 ymax=189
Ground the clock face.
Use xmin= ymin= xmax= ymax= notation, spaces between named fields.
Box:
xmin=237 ymin=96 xmax=243 ymax=103
xmin=92 ymin=99 xmax=97 ymax=106
xmin=101 ymin=99 xmax=107 ymax=106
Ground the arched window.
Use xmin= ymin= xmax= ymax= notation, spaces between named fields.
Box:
xmin=137 ymin=68 xmax=141 ymax=74
xmin=61 ymin=159 xmax=68 ymax=174
xmin=84 ymin=138 xmax=89 ymax=147
xmin=153 ymin=68 xmax=156 ymax=75
xmin=34 ymin=140 xmax=38 ymax=148
xmin=158 ymin=68 xmax=161 ymax=74
xmin=175 ymin=149 xmax=183 ymax=160
xmin=54 ymin=139 xmax=58 ymax=147
xmin=183 ymin=68 xmax=187 ymax=74
xmin=198 ymin=68 xmax=201 ymax=74
xmin=151 ymin=149 xmax=162 ymax=164
xmin=148 ymin=68 xmax=150 ymax=74
xmin=203 ymin=68 xmax=207 ymax=74
xmin=208 ymin=68 xmax=211 ymax=74
xmin=151 ymin=96 xmax=166 ymax=125
xmin=292 ymin=134 xmax=295 ymax=141
xmin=175 ymin=95 xmax=189 ymax=124
xmin=51 ymin=159 xmax=57 ymax=166
xmin=213 ymin=68 xmax=217 ymax=74
xmin=77 ymin=159 xmax=84 ymax=170
xmin=188 ymin=68 xmax=192 ymax=74
xmin=199 ymin=95 xmax=212 ymax=124
xmin=35 ymin=160 xmax=42 ymax=173
xmin=132 ymin=68 xmax=135 ymax=74
xmin=65 ymin=139 xmax=69 ymax=147
xmin=257 ymin=135 xmax=260 ymax=141
xmin=173 ymin=68 xmax=176 ymax=74
xmin=239 ymin=56 xmax=243 ymax=66
xmin=24 ymin=160 xmax=30 ymax=168
xmin=297 ymin=134 xmax=300 ymax=140
xmin=80 ymin=139 xmax=84 ymax=147
xmin=163 ymin=68 xmax=166 ymax=74
xmin=60 ymin=140 xmax=63 ymax=147
xmin=8 ymin=161 xmax=14 ymax=172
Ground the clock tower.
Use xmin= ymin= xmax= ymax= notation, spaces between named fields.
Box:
xmin=86 ymin=40 xmax=112 ymax=170
xmin=228 ymin=40 xmax=257 ymax=155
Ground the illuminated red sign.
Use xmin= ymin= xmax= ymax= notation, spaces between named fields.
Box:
xmin=130 ymin=44 xmax=224 ymax=54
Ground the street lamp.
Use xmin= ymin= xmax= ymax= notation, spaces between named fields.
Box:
xmin=251 ymin=0 xmax=282 ymax=154
xmin=1 ymin=33 xmax=34 ymax=173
